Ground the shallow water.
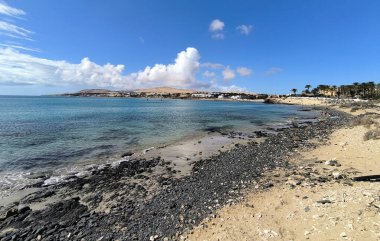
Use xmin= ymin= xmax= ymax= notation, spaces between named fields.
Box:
xmin=0 ymin=96 xmax=316 ymax=174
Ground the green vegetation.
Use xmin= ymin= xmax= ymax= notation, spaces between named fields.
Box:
xmin=297 ymin=81 xmax=380 ymax=99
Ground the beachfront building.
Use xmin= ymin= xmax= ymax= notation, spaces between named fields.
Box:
xmin=191 ymin=93 xmax=213 ymax=98
xmin=230 ymin=95 xmax=242 ymax=100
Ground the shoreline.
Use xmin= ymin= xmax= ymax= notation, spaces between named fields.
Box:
xmin=0 ymin=106 xmax=351 ymax=240
xmin=186 ymin=98 xmax=380 ymax=241
xmin=0 ymin=107 xmax=318 ymax=204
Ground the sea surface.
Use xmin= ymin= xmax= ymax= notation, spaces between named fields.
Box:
xmin=0 ymin=96 xmax=316 ymax=178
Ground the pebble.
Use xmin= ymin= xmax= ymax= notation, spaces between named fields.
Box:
xmin=325 ymin=159 xmax=339 ymax=166
xmin=332 ymin=172 xmax=342 ymax=179
xmin=317 ymin=199 xmax=333 ymax=204
xmin=287 ymin=179 xmax=301 ymax=186
xmin=149 ymin=235 xmax=159 ymax=241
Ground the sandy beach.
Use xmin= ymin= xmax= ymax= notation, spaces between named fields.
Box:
xmin=186 ymin=98 xmax=380 ymax=241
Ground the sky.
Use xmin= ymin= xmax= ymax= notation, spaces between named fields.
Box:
xmin=0 ymin=0 xmax=379 ymax=95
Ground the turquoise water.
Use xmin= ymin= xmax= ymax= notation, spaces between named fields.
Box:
xmin=0 ymin=96 xmax=316 ymax=173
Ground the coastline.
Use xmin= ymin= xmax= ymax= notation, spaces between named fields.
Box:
xmin=186 ymin=98 xmax=380 ymax=241
xmin=0 ymin=103 xmax=353 ymax=240
xmin=0 ymin=101 xmax=318 ymax=204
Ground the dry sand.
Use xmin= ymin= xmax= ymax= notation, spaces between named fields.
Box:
xmin=185 ymin=98 xmax=380 ymax=241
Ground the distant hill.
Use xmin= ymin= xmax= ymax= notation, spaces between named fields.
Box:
xmin=78 ymin=89 xmax=117 ymax=94
xmin=135 ymin=87 xmax=197 ymax=94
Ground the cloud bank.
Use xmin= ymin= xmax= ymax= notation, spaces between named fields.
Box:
xmin=0 ymin=2 xmax=248 ymax=93
xmin=0 ymin=47 xmax=210 ymax=89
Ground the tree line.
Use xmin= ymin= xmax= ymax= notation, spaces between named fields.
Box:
xmin=291 ymin=81 xmax=380 ymax=99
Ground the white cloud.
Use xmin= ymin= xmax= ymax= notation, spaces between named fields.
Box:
xmin=0 ymin=2 xmax=25 ymax=17
xmin=222 ymin=67 xmax=235 ymax=81
xmin=0 ymin=43 xmax=39 ymax=52
xmin=263 ymin=67 xmax=282 ymax=76
xmin=0 ymin=2 xmax=33 ymax=45
xmin=211 ymin=33 xmax=224 ymax=39
xmin=236 ymin=24 xmax=253 ymax=35
xmin=201 ymin=62 xmax=225 ymax=69
xmin=0 ymin=47 xmax=125 ymax=87
xmin=202 ymin=70 xmax=215 ymax=78
xmin=0 ymin=47 xmax=210 ymax=89
xmin=236 ymin=67 xmax=252 ymax=76
xmin=209 ymin=19 xmax=224 ymax=32
xmin=0 ymin=20 xmax=33 ymax=40
xmin=209 ymin=19 xmax=225 ymax=40
xmin=132 ymin=47 xmax=206 ymax=88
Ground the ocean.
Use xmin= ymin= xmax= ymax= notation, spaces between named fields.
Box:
xmin=0 ymin=96 xmax=316 ymax=193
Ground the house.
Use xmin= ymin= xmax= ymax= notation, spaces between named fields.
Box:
xmin=191 ymin=93 xmax=212 ymax=98
xmin=230 ymin=95 xmax=241 ymax=100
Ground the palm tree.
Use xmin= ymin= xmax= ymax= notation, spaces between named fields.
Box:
xmin=367 ymin=81 xmax=375 ymax=98
xmin=291 ymin=88 xmax=297 ymax=95
xmin=353 ymin=82 xmax=360 ymax=97
xmin=305 ymin=84 xmax=312 ymax=92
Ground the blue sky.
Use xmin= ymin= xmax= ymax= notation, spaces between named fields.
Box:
xmin=0 ymin=0 xmax=379 ymax=95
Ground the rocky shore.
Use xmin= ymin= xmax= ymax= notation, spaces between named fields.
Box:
xmin=187 ymin=101 xmax=380 ymax=241
xmin=0 ymin=108 xmax=351 ymax=241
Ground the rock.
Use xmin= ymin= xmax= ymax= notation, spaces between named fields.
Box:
xmin=179 ymin=235 xmax=187 ymax=240
xmin=325 ymin=159 xmax=339 ymax=166
xmin=121 ymin=151 xmax=134 ymax=157
xmin=286 ymin=179 xmax=301 ymax=186
xmin=263 ymin=229 xmax=278 ymax=237
xmin=149 ymin=235 xmax=159 ymax=241
xmin=17 ymin=205 xmax=30 ymax=214
xmin=1 ymin=208 xmax=18 ymax=220
xmin=263 ymin=182 xmax=274 ymax=189
xmin=362 ymin=190 xmax=374 ymax=197
xmin=332 ymin=172 xmax=342 ymax=179
xmin=340 ymin=232 xmax=347 ymax=238
xmin=25 ymin=172 xmax=50 ymax=179
xmin=317 ymin=199 xmax=333 ymax=204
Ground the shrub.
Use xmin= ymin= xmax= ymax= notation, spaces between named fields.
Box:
xmin=363 ymin=128 xmax=380 ymax=141
xmin=350 ymin=116 xmax=376 ymax=127
xmin=350 ymin=107 xmax=360 ymax=112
